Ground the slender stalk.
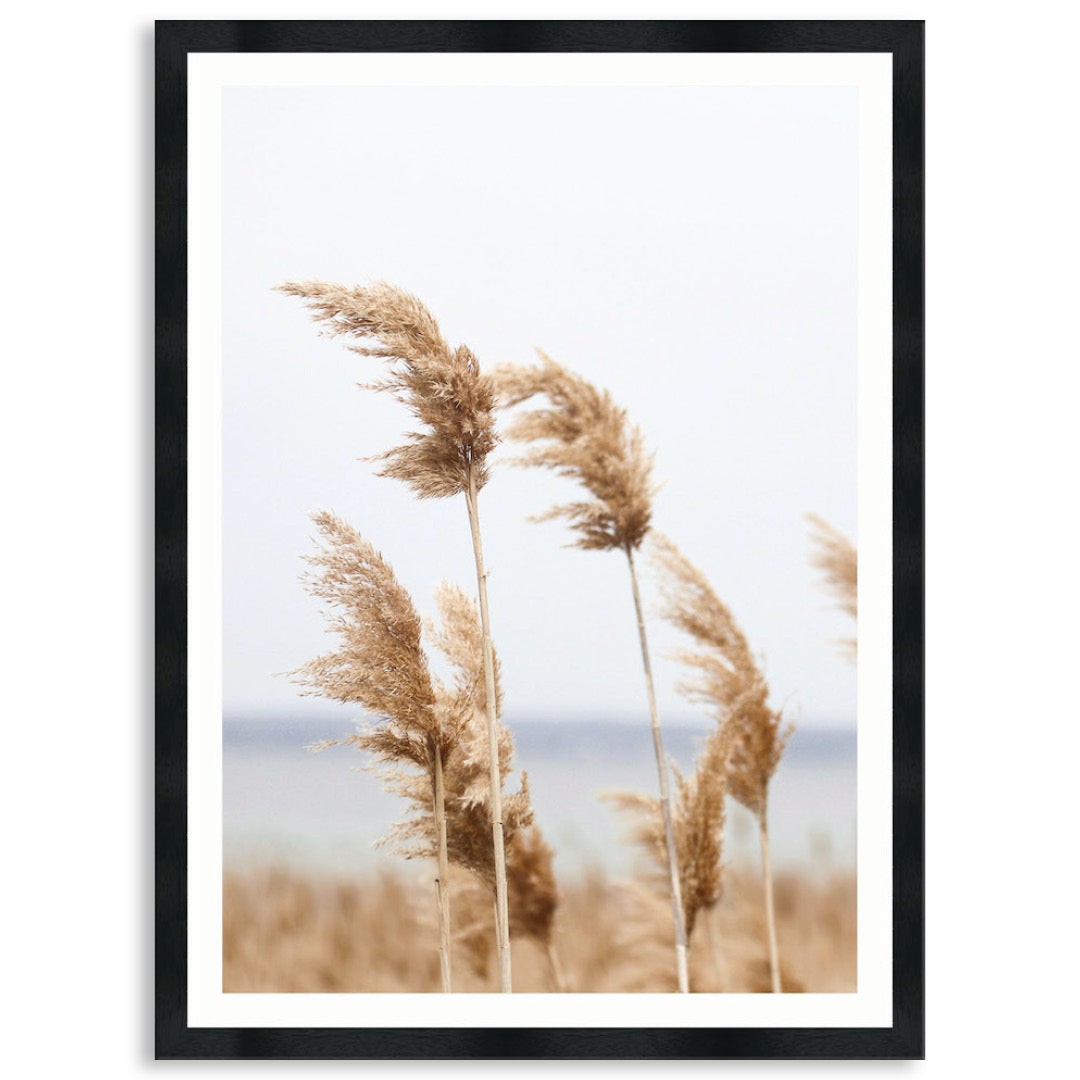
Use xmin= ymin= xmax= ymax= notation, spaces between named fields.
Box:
xmin=759 ymin=803 xmax=782 ymax=993
xmin=432 ymin=743 xmax=452 ymax=993
xmin=464 ymin=467 xmax=512 ymax=993
xmin=625 ymin=546 xmax=689 ymax=994
xmin=545 ymin=941 xmax=568 ymax=993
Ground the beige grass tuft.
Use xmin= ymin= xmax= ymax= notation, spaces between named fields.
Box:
xmin=415 ymin=584 xmax=532 ymax=892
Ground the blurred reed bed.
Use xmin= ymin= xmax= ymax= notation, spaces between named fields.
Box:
xmin=222 ymin=863 xmax=855 ymax=994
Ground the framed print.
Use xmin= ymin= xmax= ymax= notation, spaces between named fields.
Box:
xmin=156 ymin=19 xmax=924 ymax=1059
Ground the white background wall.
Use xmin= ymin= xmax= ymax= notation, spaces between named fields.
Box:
xmin=4 ymin=1 xmax=1077 ymax=1075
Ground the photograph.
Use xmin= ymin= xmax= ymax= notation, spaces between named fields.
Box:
xmin=220 ymin=76 xmax=860 ymax=998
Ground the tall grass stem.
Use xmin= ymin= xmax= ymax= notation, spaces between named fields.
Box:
xmin=465 ymin=469 xmax=512 ymax=993
xmin=546 ymin=942 xmax=568 ymax=993
xmin=433 ymin=743 xmax=452 ymax=993
xmin=626 ymin=547 xmax=690 ymax=994
xmin=760 ymin=806 xmax=781 ymax=993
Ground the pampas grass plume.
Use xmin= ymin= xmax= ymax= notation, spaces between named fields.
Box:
xmin=650 ymin=532 xmax=793 ymax=992
xmin=806 ymin=512 xmax=857 ymax=662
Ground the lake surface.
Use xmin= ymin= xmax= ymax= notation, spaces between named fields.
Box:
xmin=224 ymin=712 xmax=856 ymax=880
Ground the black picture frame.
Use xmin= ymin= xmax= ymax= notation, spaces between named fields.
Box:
xmin=156 ymin=18 xmax=923 ymax=1059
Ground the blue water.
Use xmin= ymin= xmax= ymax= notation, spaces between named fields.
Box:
xmin=224 ymin=712 xmax=856 ymax=880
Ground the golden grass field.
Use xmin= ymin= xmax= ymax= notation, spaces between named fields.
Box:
xmin=223 ymin=863 xmax=855 ymax=994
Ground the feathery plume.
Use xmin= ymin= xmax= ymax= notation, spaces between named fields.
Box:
xmin=449 ymin=820 xmax=565 ymax=989
xmin=650 ymin=533 xmax=791 ymax=819
xmin=496 ymin=352 xmax=689 ymax=993
xmin=422 ymin=583 xmax=530 ymax=891
xmin=650 ymin=533 xmax=793 ymax=992
xmin=363 ymin=707 xmax=534 ymax=889
xmin=806 ymin=513 xmax=857 ymax=661
xmin=292 ymin=510 xmax=436 ymax=740
xmin=451 ymin=823 xmax=565 ymax=990
xmin=276 ymin=280 xmax=497 ymax=498
xmin=494 ymin=349 xmax=656 ymax=552
xmin=606 ymin=721 xmax=733 ymax=944
xmin=506 ymin=825 xmax=559 ymax=955
xmin=293 ymin=511 xmax=456 ymax=989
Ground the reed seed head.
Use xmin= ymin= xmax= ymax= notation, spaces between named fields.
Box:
xmin=292 ymin=511 xmax=437 ymax=755
xmin=328 ymin=574 xmax=531 ymax=893
xmin=806 ymin=513 xmax=858 ymax=661
xmin=440 ymin=721 xmax=534 ymax=893
xmin=506 ymin=824 xmax=559 ymax=946
xmin=451 ymin=822 xmax=559 ymax=962
xmin=605 ymin=721 xmax=733 ymax=939
xmin=493 ymin=350 xmax=657 ymax=552
xmin=426 ymin=581 xmax=503 ymax=723
xmin=650 ymin=533 xmax=792 ymax=819
xmin=278 ymin=280 xmax=498 ymax=498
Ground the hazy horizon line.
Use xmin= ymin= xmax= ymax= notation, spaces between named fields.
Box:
xmin=222 ymin=703 xmax=856 ymax=733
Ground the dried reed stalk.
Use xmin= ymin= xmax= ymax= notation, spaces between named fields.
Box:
xmin=650 ymin=533 xmax=793 ymax=993
xmin=279 ymin=280 xmax=513 ymax=991
xmin=494 ymin=350 xmax=689 ymax=993
xmin=292 ymin=511 xmax=453 ymax=990
xmin=806 ymin=513 xmax=858 ymax=662
xmin=432 ymin=743 xmax=451 ymax=991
